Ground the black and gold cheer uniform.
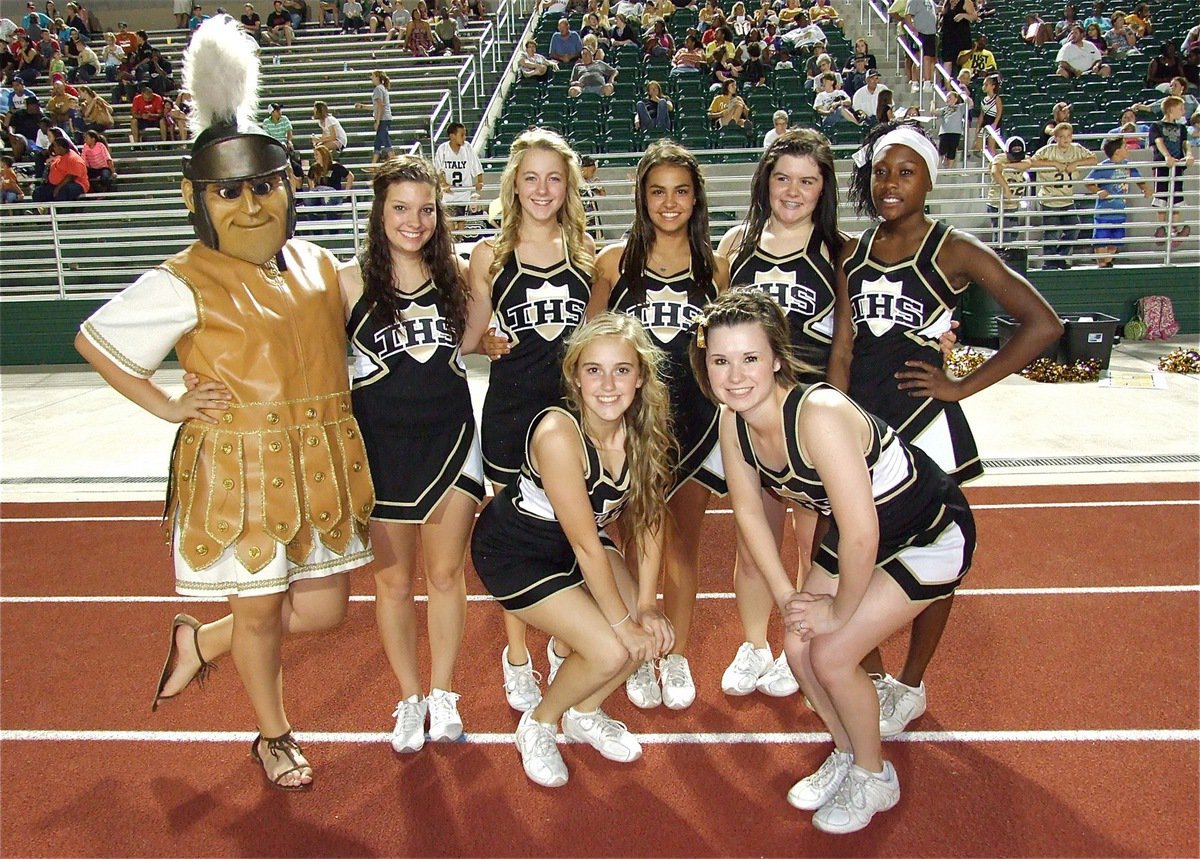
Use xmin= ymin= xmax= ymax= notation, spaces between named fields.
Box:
xmin=729 ymin=228 xmax=837 ymax=380
xmin=609 ymin=266 xmax=724 ymax=497
xmin=349 ymin=280 xmax=483 ymax=522
xmin=483 ymin=246 xmax=590 ymax=486
xmin=842 ymin=220 xmax=982 ymax=484
xmin=736 ymin=383 xmax=975 ymax=601
xmin=472 ymin=404 xmax=630 ymax=611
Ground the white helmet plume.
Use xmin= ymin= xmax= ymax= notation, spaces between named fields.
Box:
xmin=183 ymin=15 xmax=260 ymax=139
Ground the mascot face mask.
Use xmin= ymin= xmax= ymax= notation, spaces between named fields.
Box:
xmin=179 ymin=14 xmax=295 ymax=266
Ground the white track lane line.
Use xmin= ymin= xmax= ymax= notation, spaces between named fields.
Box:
xmin=1 ymin=728 xmax=1196 ymax=745
xmin=3 ymin=498 xmax=1198 ymax=524
xmin=2 ymin=584 xmax=1198 ymax=604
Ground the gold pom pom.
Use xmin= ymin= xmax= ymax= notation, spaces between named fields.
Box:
xmin=1019 ymin=357 xmax=1101 ymax=383
xmin=946 ymin=347 xmax=987 ymax=378
xmin=1158 ymin=348 xmax=1200 ymax=375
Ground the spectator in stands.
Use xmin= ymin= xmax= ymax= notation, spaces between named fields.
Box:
xmin=173 ymin=0 xmax=191 ymax=28
xmin=1 ymin=154 xmax=25 ymax=203
xmin=1134 ymin=77 xmax=1200 ymax=119
xmin=129 ymin=82 xmax=165 ymax=142
xmin=643 ymin=18 xmax=674 ymax=58
xmin=241 ymin=3 xmax=264 ymax=41
xmin=958 ymin=34 xmax=996 ymax=74
xmin=1054 ymin=2 xmax=1079 ymax=40
xmin=904 ymin=0 xmax=938 ymax=92
xmin=843 ymin=53 xmax=870 ymax=94
xmin=80 ymin=127 xmax=112 ymax=190
xmin=581 ymin=12 xmax=610 ymax=49
xmin=68 ymin=31 xmax=98 ymax=82
xmin=851 ymin=67 xmax=888 ymax=122
xmin=851 ymin=38 xmax=877 ymax=69
xmin=761 ymin=108 xmax=788 ymax=147
xmin=341 ymin=0 xmax=366 ymax=32
xmin=1056 ymin=24 xmax=1111 ymax=77
xmin=77 ymin=83 xmax=111 ymax=132
xmin=1104 ymin=13 xmax=1138 ymax=57
xmin=188 ymin=5 xmax=211 ymax=32
xmin=1146 ymin=40 xmax=1185 ymax=88
xmin=15 ymin=35 xmax=41 ymax=85
xmin=780 ymin=10 xmax=825 ymax=53
xmin=433 ymin=120 xmax=482 ymax=229
xmin=705 ymin=24 xmax=736 ymax=67
xmin=1086 ymin=135 xmax=1151 ymax=267
xmin=1029 ymin=122 xmax=1096 ymax=268
xmin=581 ymin=33 xmax=606 ymax=63
xmin=45 ymin=75 xmax=75 ymax=129
xmin=986 ymin=135 xmax=1030 ymax=242
xmin=776 ymin=0 xmax=803 ymax=30
xmin=22 ymin=3 xmax=52 ymax=38
xmin=579 ymin=152 xmax=605 ymax=236
xmin=519 ymin=38 xmax=558 ymax=78
xmin=551 ymin=17 xmax=584 ymax=64
xmin=804 ymin=52 xmax=838 ymax=92
xmin=708 ymin=77 xmax=749 ymax=127
xmin=1083 ymin=22 xmax=1106 ymax=54
xmin=307 ymin=142 xmax=353 ymax=216
xmin=311 ymin=100 xmax=346 ymax=152
xmin=1039 ymin=101 xmax=1072 ymax=148
xmin=32 ymin=134 xmax=86 ymax=199
xmin=1082 ymin=2 xmax=1110 ymax=33
xmin=1108 ymin=107 xmax=1150 ymax=149
xmin=405 ymin=6 xmax=436 ymax=55
xmin=265 ymin=0 xmax=295 ymax=44
xmin=366 ymin=0 xmax=390 ymax=33
xmin=262 ymin=100 xmax=293 ymax=146
xmin=142 ymin=48 xmax=173 ymax=95
xmin=354 ymin=69 xmax=392 ymax=163
xmin=1023 ymin=12 xmax=1053 ymax=45
xmin=810 ymin=0 xmax=842 ymax=30
xmin=568 ymin=46 xmax=617 ymax=96
xmin=875 ymin=87 xmax=895 ymax=124
xmin=608 ymin=13 xmax=638 ymax=48
xmin=1183 ymin=45 xmax=1199 ymax=88
xmin=165 ymin=88 xmax=192 ymax=139
xmin=635 ymin=78 xmax=672 ymax=130
xmin=936 ymin=88 xmax=969 ymax=165
xmin=283 ymin=0 xmax=308 ymax=29
xmin=434 ymin=7 xmax=462 ymax=53
xmin=671 ymin=32 xmax=705 ymax=74
xmin=383 ymin=2 xmax=411 ymax=40
xmin=1183 ymin=21 xmax=1200 ymax=54
xmin=974 ymin=72 xmax=1000 ymax=152
xmin=99 ymin=31 xmax=123 ymax=79
xmin=813 ymin=71 xmax=858 ymax=129
xmin=113 ymin=21 xmax=137 ymax=56
xmin=4 ymin=93 xmax=42 ymax=160
xmin=318 ymin=0 xmax=338 ymax=25
xmin=728 ymin=1 xmax=751 ymax=38
xmin=742 ymin=41 xmax=766 ymax=86
xmin=1124 ymin=3 xmax=1151 ymax=37
xmin=1148 ymin=95 xmax=1194 ymax=246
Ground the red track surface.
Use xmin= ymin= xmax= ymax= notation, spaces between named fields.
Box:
xmin=1 ymin=482 xmax=1197 ymax=857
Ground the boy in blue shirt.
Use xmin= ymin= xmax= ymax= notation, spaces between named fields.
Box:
xmin=1086 ymin=136 xmax=1151 ymax=267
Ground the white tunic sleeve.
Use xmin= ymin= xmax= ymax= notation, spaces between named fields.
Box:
xmin=79 ymin=267 xmax=199 ymax=379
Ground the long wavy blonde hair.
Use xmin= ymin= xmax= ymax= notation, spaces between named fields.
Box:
xmin=562 ymin=313 xmax=674 ymax=553
xmin=488 ymin=128 xmax=594 ymax=280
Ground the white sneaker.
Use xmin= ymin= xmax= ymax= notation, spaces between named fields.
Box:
xmin=515 ymin=709 xmax=568 ymax=787
xmin=756 ymin=652 xmax=800 ymax=697
xmin=787 ymin=748 xmax=853 ymax=811
xmin=546 ymin=637 xmax=566 ymax=686
xmin=427 ymin=687 xmax=464 ymax=741
xmin=812 ymin=761 xmax=900 ymax=834
xmin=501 ymin=646 xmax=542 ymax=712
xmin=562 ymin=707 xmax=643 ymax=762
xmin=876 ymin=674 xmax=927 ymax=737
xmin=390 ymin=694 xmax=427 ymax=753
xmin=659 ymin=654 xmax=696 ymax=710
xmin=721 ymin=642 xmax=773 ymax=696
xmin=909 ymin=80 xmax=919 ymax=92
xmin=626 ymin=660 xmax=662 ymax=709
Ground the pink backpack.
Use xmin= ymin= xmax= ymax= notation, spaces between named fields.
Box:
xmin=1137 ymin=296 xmax=1180 ymax=341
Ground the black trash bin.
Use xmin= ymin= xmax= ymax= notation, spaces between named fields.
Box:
xmin=1060 ymin=313 xmax=1120 ymax=370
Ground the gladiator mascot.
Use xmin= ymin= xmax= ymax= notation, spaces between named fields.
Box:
xmin=76 ymin=15 xmax=373 ymax=790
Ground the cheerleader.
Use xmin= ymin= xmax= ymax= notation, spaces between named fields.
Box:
xmin=714 ymin=129 xmax=843 ymax=700
xmin=830 ymin=120 xmax=1061 ymax=735
xmin=341 ymin=156 xmax=486 ymax=753
xmin=588 ymin=140 xmax=729 ymax=710
xmin=471 ymin=313 xmax=675 ymax=787
xmin=467 ymin=129 xmax=595 ymax=713
xmin=690 ymin=289 xmax=977 ymax=833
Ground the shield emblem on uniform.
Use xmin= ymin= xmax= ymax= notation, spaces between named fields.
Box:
xmin=645 ymin=284 xmax=695 ymax=343
xmin=859 ymin=274 xmax=903 ymax=338
xmin=527 ymin=280 xmax=574 ymax=343
xmin=401 ymin=301 xmax=443 ymax=364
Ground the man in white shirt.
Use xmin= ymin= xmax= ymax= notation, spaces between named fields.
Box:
xmin=851 ymin=68 xmax=889 ymax=119
xmin=1055 ymin=25 xmax=1112 ymax=77
xmin=434 ymin=122 xmax=484 ymax=229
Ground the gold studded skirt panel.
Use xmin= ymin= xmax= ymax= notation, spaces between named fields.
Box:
xmin=167 ymin=391 xmax=375 ymax=596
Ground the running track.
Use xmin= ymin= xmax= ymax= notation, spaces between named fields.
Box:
xmin=1 ymin=482 xmax=1197 ymax=857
